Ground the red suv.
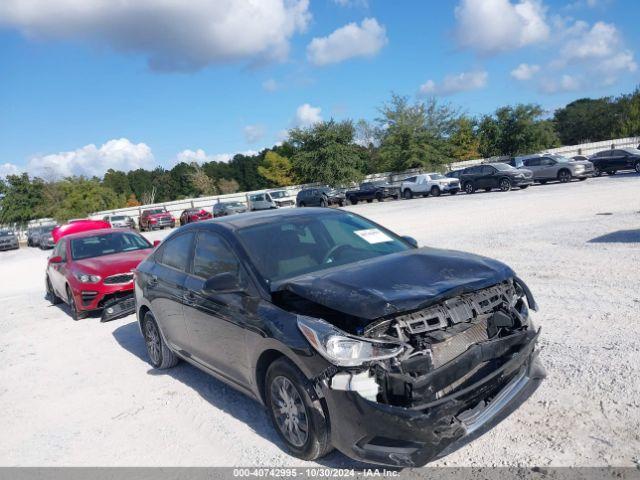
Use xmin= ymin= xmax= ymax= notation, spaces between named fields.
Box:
xmin=179 ymin=208 xmax=213 ymax=225
xmin=45 ymin=229 xmax=157 ymax=321
xmin=139 ymin=208 xmax=176 ymax=231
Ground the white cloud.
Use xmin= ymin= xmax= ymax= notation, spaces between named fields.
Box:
xmin=419 ymin=70 xmax=488 ymax=96
xmin=538 ymin=74 xmax=582 ymax=93
xmin=294 ymin=103 xmax=322 ymax=127
xmin=0 ymin=0 xmax=311 ymax=72
xmin=175 ymin=148 xmax=259 ymax=165
xmin=243 ymin=125 xmax=266 ymax=144
xmin=307 ymin=18 xmax=387 ymax=66
xmin=454 ymin=0 xmax=549 ymax=54
xmin=0 ymin=163 xmax=21 ymax=178
xmin=511 ymin=63 xmax=540 ymax=80
xmin=27 ymin=138 xmax=154 ymax=180
xmin=262 ymin=78 xmax=279 ymax=92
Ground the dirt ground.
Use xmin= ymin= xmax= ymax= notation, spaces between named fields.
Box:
xmin=1 ymin=173 xmax=639 ymax=468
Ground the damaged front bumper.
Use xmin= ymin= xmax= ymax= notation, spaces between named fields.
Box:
xmin=321 ymin=328 xmax=544 ymax=467
xmin=100 ymin=294 xmax=136 ymax=322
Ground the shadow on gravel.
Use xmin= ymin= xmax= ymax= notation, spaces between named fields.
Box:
xmin=589 ymin=229 xmax=640 ymax=243
xmin=112 ymin=320 xmax=370 ymax=469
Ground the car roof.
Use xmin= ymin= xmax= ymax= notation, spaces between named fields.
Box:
xmin=60 ymin=228 xmax=133 ymax=241
xmin=191 ymin=207 xmax=345 ymax=231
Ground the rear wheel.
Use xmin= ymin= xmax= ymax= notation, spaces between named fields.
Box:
xmin=266 ymin=358 xmax=332 ymax=461
xmin=46 ymin=276 xmax=62 ymax=305
xmin=557 ymin=169 xmax=571 ymax=183
xmin=635 ymin=161 xmax=640 ymax=174
xmin=66 ymin=286 xmax=86 ymax=321
xmin=464 ymin=182 xmax=475 ymax=194
xmin=143 ymin=312 xmax=179 ymax=369
xmin=403 ymin=189 xmax=413 ymax=199
xmin=499 ymin=178 xmax=512 ymax=192
xmin=430 ymin=186 xmax=441 ymax=197
xmin=349 ymin=196 xmax=358 ymax=205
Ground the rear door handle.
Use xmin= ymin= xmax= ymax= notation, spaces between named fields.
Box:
xmin=148 ymin=275 xmax=158 ymax=287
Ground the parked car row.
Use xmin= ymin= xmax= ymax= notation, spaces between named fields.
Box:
xmin=27 ymin=224 xmax=57 ymax=249
xmin=0 ymin=228 xmax=20 ymax=251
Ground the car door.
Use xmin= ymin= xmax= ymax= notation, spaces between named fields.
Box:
xmin=48 ymin=238 xmax=68 ymax=297
xmin=595 ymin=151 xmax=613 ymax=170
xmin=612 ymin=150 xmax=629 ymax=169
xmin=478 ymin=165 xmax=496 ymax=188
xmin=182 ymin=230 xmax=255 ymax=386
xmin=538 ymin=157 xmax=557 ymax=179
xmin=149 ymin=232 xmax=195 ymax=350
xmin=523 ymin=158 xmax=541 ymax=179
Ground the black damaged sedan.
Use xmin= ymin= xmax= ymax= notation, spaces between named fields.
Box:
xmin=134 ymin=208 xmax=544 ymax=467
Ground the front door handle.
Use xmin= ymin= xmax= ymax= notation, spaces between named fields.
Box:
xmin=148 ymin=275 xmax=158 ymax=287
xmin=183 ymin=291 xmax=196 ymax=302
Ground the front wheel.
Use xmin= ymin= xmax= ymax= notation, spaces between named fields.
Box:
xmin=635 ymin=161 xmax=640 ymax=174
xmin=449 ymin=189 xmax=458 ymax=195
xmin=46 ymin=277 xmax=62 ymax=305
xmin=375 ymin=194 xmax=383 ymax=202
xmin=464 ymin=182 xmax=475 ymax=194
xmin=403 ymin=189 xmax=413 ymax=200
xmin=320 ymin=198 xmax=327 ymax=208
xmin=266 ymin=358 xmax=332 ymax=461
xmin=67 ymin=286 xmax=86 ymax=321
xmin=499 ymin=178 xmax=512 ymax=192
xmin=557 ymin=169 xmax=571 ymax=183
xmin=349 ymin=196 xmax=358 ymax=205
xmin=593 ymin=167 xmax=602 ymax=177
xmin=430 ymin=186 xmax=441 ymax=197
xmin=143 ymin=312 xmax=179 ymax=369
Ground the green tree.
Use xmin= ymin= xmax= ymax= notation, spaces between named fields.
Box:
xmin=376 ymin=94 xmax=458 ymax=171
xmin=553 ymin=98 xmax=622 ymax=145
xmin=289 ymin=120 xmax=364 ymax=186
xmin=189 ymin=165 xmax=217 ymax=196
xmin=258 ymin=151 xmax=296 ymax=186
xmin=44 ymin=178 xmax=123 ymax=222
xmin=0 ymin=173 xmax=45 ymax=224
xmin=617 ymin=87 xmax=640 ymax=137
xmin=217 ymin=178 xmax=240 ymax=194
xmin=449 ymin=117 xmax=480 ymax=160
xmin=103 ymin=169 xmax=131 ymax=196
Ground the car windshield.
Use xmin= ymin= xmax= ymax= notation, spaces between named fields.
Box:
xmin=623 ymin=147 xmax=640 ymax=154
xmin=237 ymin=212 xmax=411 ymax=283
xmin=110 ymin=216 xmax=126 ymax=221
xmin=430 ymin=174 xmax=445 ymax=180
xmin=147 ymin=209 xmax=165 ymax=215
xmin=225 ymin=202 xmax=244 ymax=208
xmin=549 ymin=155 xmax=570 ymax=163
xmin=0 ymin=229 xmax=13 ymax=237
xmin=492 ymin=163 xmax=515 ymax=171
xmin=70 ymin=232 xmax=151 ymax=260
xmin=269 ymin=191 xmax=288 ymax=199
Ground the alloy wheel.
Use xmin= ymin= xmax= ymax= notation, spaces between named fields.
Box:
xmin=464 ymin=183 xmax=474 ymax=194
xmin=500 ymin=179 xmax=512 ymax=192
xmin=144 ymin=319 xmax=162 ymax=366
xmin=635 ymin=161 xmax=640 ymax=174
xmin=559 ymin=170 xmax=571 ymax=183
xmin=270 ymin=376 xmax=309 ymax=448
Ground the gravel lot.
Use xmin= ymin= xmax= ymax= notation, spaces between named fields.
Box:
xmin=1 ymin=173 xmax=639 ymax=468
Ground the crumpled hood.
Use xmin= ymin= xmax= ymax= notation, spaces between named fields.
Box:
xmin=272 ymin=247 xmax=515 ymax=321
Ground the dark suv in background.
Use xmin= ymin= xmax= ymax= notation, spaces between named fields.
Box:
xmin=345 ymin=181 xmax=400 ymax=204
xmin=459 ymin=163 xmax=533 ymax=193
xmin=590 ymin=148 xmax=640 ymax=176
xmin=296 ymin=187 xmax=345 ymax=207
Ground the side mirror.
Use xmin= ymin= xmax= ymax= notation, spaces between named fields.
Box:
xmin=203 ymin=272 xmax=244 ymax=293
xmin=153 ymin=240 xmax=161 ymax=247
xmin=49 ymin=255 xmax=63 ymax=264
xmin=402 ymin=236 xmax=418 ymax=248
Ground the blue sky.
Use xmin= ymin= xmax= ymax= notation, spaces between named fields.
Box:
xmin=1 ymin=0 xmax=639 ymax=179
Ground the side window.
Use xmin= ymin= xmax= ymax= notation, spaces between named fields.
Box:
xmin=524 ymin=158 xmax=539 ymax=167
xmin=159 ymin=232 xmax=195 ymax=272
xmin=404 ymin=176 xmax=417 ymax=183
xmin=613 ymin=150 xmax=625 ymax=156
xmin=542 ymin=158 xmax=555 ymax=166
xmin=55 ymin=239 xmax=67 ymax=261
xmin=481 ymin=165 xmax=494 ymax=175
xmin=192 ymin=232 xmax=241 ymax=279
xmin=466 ymin=166 xmax=481 ymax=174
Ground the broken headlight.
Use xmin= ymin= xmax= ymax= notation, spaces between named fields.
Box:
xmin=297 ymin=315 xmax=404 ymax=367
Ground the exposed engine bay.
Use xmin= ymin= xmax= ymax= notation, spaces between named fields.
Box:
xmin=278 ymin=278 xmax=537 ymax=409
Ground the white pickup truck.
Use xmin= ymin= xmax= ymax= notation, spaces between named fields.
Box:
xmin=400 ymin=173 xmax=461 ymax=199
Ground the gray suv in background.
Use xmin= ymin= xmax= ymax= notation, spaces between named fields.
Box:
xmin=518 ymin=154 xmax=593 ymax=184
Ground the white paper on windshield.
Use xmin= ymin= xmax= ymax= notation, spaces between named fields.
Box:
xmin=354 ymin=228 xmax=393 ymax=244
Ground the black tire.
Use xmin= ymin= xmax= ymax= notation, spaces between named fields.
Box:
xmin=320 ymin=198 xmax=327 ymax=208
xmin=265 ymin=358 xmax=333 ymax=461
xmin=403 ymin=189 xmax=413 ymax=200
xmin=607 ymin=170 xmax=616 ymax=175
xmin=299 ymin=202 xmax=306 ymax=208
xmin=484 ymin=188 xmax=492 ymax=192
xmin=349 ymin=196 xmax=358 ymax=205
xmin=142 ymin=312 xmax=179 ymax=369
xmin=635 ymin=161 xmax=640 ymax=174
xmin=519 ymin=185 xmax=529 ymax=189
xmin=430 ymin=186 xmax=441 ymax=197
xmin=578 ymin=177 xmax=588 ymax=181
xmin=450 ymin=189 xmax=458 ymax=195
xmin=464 ymin=182 xmax=475 ymax=194
xmin=539 ymin=180 xmax=548 ymax=185
xmin=557 ymin=169 xmax=571 ymax=183
xmin=593 ymin=167 xmax=602 ymax=177
xmin=366 ymin=199 xmax=373 ymax=203
xmin=392 ymin=194 xmax=399 ymax=200
xmin=66 ymin=286 xmax=86 ymax=321
xmin=375 ymin=193 xmax=383 ymax=202
xmin=337 ymin=200 xmax=344 ymax=207
xmin=499 ymin=178 xmax=512 ymax=192
xmin=46 ymin=276 xmax=62 ymax=305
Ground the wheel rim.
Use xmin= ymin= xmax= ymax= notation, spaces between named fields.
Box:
xmin=68 ymin=290 xmax=77 ymax=315
xmin=500 ymin=179 xmax=510 ymax=191
xmin=270 ymin=376 xmax=309 ymax=448
xmin=560 ymin=171 xmax=570 ymax=182
xmin=465 ymin=184 xmax=473 ymax=194
xmin=431 ymin=187 xmax=439 ymax=196
xmin=144 ymin=320 xmax=162 ymax=365
xmin=635 ymin=163 xmax=640 ymax=173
